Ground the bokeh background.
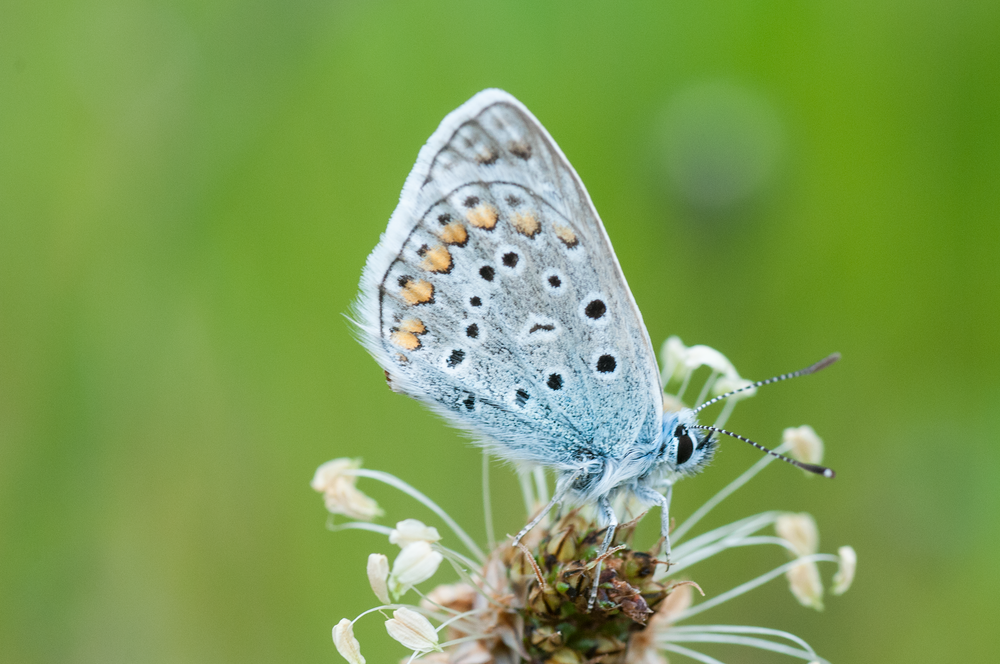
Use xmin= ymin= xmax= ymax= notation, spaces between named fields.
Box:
xmin=3 ymin=1 xmax=998 ymax=662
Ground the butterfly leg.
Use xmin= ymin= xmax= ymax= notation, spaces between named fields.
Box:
xmin=587 ymin=496 xmax=618 ymax=612
xmin=512 ymin=492 xmax=561 ymax=548
xmin=635 ymin=484 xmax=673 ymax=564
xmin=661 ymin=483 xmax=674 ymax=563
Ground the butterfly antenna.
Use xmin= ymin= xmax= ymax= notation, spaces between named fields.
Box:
xmin=691 ymin=424 xmax=835 ymax=478
xmin=692 ymin=353 xmax=840 ymax=415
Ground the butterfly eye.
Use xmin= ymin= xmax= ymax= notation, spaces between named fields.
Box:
xmin=674 ymin=425 xmax=694 ymax=465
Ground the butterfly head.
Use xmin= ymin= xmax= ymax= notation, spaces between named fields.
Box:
xmin=660 ymin=410 xmax=716 ymax=477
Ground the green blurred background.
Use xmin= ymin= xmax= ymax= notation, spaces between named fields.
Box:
xmin=2 ymin=1 xmax=998 ymax=662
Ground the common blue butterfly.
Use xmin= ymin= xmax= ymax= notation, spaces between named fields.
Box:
xmin=353 ymin=89 xmax=835 ymax=607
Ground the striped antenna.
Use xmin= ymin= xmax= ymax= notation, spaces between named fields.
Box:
xmin=692 ymin=425 xmax=836 ymax=478
xmin=692 ymin=353 xmax=841 ymax=415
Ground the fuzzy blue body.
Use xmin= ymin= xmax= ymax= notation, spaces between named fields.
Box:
xmin=567 ymin=409 xmax=716 ymax=515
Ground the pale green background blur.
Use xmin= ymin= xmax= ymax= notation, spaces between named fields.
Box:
xmin=2 ymin=2 xmax=998 ymax=663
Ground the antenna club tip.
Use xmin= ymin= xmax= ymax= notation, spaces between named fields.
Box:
xmin=809 ymin=353 xmax=841 ymax=373
xmin=800 ymin=461 xmax=836 ymax=477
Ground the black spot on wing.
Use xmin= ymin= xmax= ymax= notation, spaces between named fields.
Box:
xmin=447 ymin=349 xmax=465 ymax=368
xmin=515 ymin=388 xmax=529 ymax=407
xmin=585 ymin=299 xmax=606 ymax=319
xmin=596 ymin=355 xmax=616 ymax=373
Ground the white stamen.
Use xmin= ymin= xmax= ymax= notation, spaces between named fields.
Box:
xmin=671 ymin=445 xmax=790 ymax=544
xmin=347 ymin=468 xmax=485 ymax=561
xmin=660 ymin=335 xmax=691 ymax=385
xmin=786 ymin=559 xmax=825 ymax=610
xmin=675 ymin=554 xmax=839 ymax=621
xmin=389 ymin=541 xmax=444 ymax=597
xmin=312 ymin=458 xmax=383 ymax=521
xmin=333 ymin=618 xmax=366 ymax=664
xmin=775 ymin=512 xmax=820 ymax=557
xmin=390 ymin=519 xmax=442 ymax=547
xmin=832 ymin=545 xmax=857 ymax=595
xmin=482 ymin=453 xmax=495 ymax=549
xmin=366 ymin=553 xmax=390 ymax=604
xmin=784 ymin=424 xmax=825 ymax=465
xmin=385 ymin=607 xmax=440 ymax=652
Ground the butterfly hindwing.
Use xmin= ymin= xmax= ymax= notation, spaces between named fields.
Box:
xmin=355 ymin=90 xmax=663 ymax=468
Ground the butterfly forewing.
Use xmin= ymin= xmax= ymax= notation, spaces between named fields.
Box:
xmin=356 ymin=90 xmax=663 ymax=467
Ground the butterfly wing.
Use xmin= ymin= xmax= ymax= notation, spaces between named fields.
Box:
xmin=354 ymin=89 xmax=663 ymax=470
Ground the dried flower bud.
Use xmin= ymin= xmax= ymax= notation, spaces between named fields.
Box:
xmin=784 ymin=425 xmax=824 ymax=465
xmin=776 ymin=512 xmax=819 ymax=557
xmin=384 ymin=607 xmax=440 ymax=651
xmin=367 ymin=553 xmax=390 ymax=604
xmin=389 ymin=541 xmax=443 ymax=597
xmin=311 ymin=458 xmax=383 ymax=521
xmin=530 ymin=625 xmax=565 ymax=653
xmin=389 ymin=519 xmax=441 ymax=547
xmin=786 ymin=559 xmax=824 ymax=610
xmin=333 ymin=618 xmax=365 ymax=664
xmin=545 ymin=528 xmax=578 ymax=562
xmin=832 ymin=545 xmax=857 ymax=595
xmin=548 ymin=647 xmax=584 ymax=664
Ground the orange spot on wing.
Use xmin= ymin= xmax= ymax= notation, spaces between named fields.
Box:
xmin=512 ymin=211 xmax=540 ymax=237
xmin=467 ymin=204 xmax=498 ymax=230
xmin=400 ymin=279 xmax=434 ymax=305
xmin=475 ymin=148 xmax=498 ymax=165
xmin=553 ymin=224 xmax=579 ymax=248
xmin=399 ymin=318 xmax=426 ymax=335
xmin=390 ymin=330 xmax=421 ymax=350
xmin=439 ymin=222 xmax=468 ymax=246
xmin=508 ymin=141 xmax=532 ymax=159
xmin=420 ymin=245 xmax=452 ymax=273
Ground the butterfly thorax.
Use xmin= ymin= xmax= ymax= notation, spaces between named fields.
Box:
xmin=563 ymin=409 xmax=716 ymax=508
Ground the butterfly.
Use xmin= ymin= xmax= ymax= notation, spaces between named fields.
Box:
xmin=353 ymin=89 xmax=835 ymax=608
